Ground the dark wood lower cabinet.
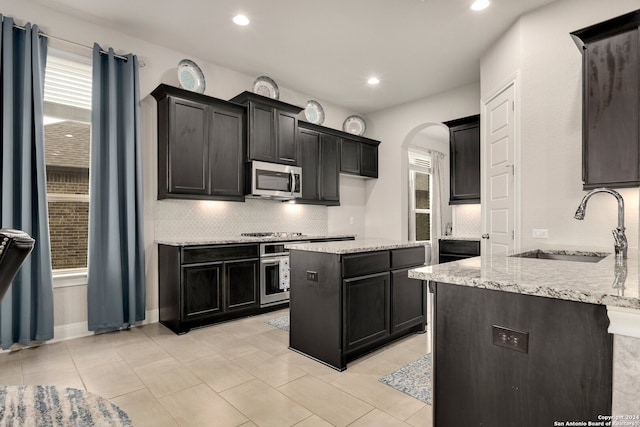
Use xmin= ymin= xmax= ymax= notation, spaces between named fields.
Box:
xmin=290 ymin=246 xmax=426 ymax=370
xmin=226 ymin=259 xmax=258 ymax=310
xmin=344 ymin=272 xmax=390 ymax=352
xmin=182 ymin=262 xmax=223 ymax=320
xmin=438 ymin=239 xmax=480 ymax=264
xmin=159 ymin=243 xmax=260 ymax=334
xmin=433 ymin=282 xmax=613 ymax=426
xmin=391 ymin=268 xmax=425 ymax=332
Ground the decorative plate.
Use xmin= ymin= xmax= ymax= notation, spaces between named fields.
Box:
xmin=304 ymin=100 xmax=325 ymax=125
xmin=343 ymin=115 xmax=366 ymax=136
xmin=252 ymin=76 xmax=280 ymax=100
xmin=177 ymin=59 xmax=205 ymax=93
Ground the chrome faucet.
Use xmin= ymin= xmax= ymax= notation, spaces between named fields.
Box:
xmin=574 ymin=188 xmax=627 ymax=259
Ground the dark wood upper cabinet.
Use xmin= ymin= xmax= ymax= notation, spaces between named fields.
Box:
xmin=339 ymin=136 xmax=380 ymax=178
xmin=360 ymin=143 xmax=379 ymax=178
xmin=152 ymin=84 xmax=246 ymax=202
xmin=298 ymin=128 xmax=321 ymax=202
xmin=340 ymin=138 xmax=360 ymax=175
xmin=320 ymin=133 xmax=340 ymax=202
xmin=230 ymin=91 xmax=304 ymax=166
xmin=297 ymin=122 xmax=340 ymax=205
xmin=444 ymin=115 xmax=480 ymax=204
xmin=571 ymin=10 xmax=640 ymax=189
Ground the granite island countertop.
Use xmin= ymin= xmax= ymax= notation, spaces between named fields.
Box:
xmin=285 ymin=239 xmax=426 ymax=255
xmin=408 ymin=246 xmax=640 ymax=310
xmin=156 ymin=234 xmax=356 ymax=246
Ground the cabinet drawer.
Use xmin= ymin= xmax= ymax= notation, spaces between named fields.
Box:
xmin=439 ymin=240 xmax=480 ymax=256
xmin=342 ymin=251 xmax=390 ymax=278
xmin=182 ymin=244 xmax=259 ymax=264
xmin=390 ymin=246 xmax=425 ymax=269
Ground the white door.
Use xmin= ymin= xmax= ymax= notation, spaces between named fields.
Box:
xmin=482 ymin=81 xmax=517 ymax=256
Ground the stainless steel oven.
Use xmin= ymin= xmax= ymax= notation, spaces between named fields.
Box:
xmin=259 ymin=240 xmax=308 ymax=307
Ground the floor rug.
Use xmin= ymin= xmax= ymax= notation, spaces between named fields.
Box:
xmin=0 ymin=385 xmax=132 ymax=426
xmin=265 ymin=315 xmax=290 ymax=331
xmin=379 ymin=353 xmax=432 ymax=405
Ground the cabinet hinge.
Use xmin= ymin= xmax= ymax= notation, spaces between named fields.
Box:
xmin=512 ymin=230 xmax=515 ymax=240
xmin=512 ymin=100 xmax=515 ymax=111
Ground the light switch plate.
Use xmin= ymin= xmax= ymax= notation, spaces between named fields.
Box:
xmin=532 ymin=229 xmax=548 ymax=239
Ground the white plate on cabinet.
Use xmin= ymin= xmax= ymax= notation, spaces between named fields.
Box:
xmin=343 ymin=115 xmax=366 ymax=136
xmin=304 ymin=100 xmax=325 ymax=125
xmin=177 ymin=59 xmax=205 ymax=93
xmin=252 ymin=76 xmax=280 ymax=99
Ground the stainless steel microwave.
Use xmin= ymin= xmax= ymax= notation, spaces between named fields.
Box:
xmin=250 ymin=161 xmax=302 ymax=200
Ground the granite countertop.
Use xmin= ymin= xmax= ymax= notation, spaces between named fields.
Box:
xmin=156 ymin=234 xmax=356 ymax=246
xmin=438 ymin=236 xmax=481 ymax=241
xmin=408 ymin=246 xmax=640 ymax=310
xmin=285 ymin=239 xmax=427 ymax=255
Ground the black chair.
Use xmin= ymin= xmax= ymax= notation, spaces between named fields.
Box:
xmin=0 ymin=229 xmax=35 ymax=301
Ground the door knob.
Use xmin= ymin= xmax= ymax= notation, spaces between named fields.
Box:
xmin=481 ymin=234 xmax=490 ymax=239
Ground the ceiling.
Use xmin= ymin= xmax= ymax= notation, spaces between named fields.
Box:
xmin=35 ymin=0 xmax=558 ymax=114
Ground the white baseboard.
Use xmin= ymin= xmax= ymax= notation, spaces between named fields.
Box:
xmin=52 ymin=308 xmax=160 ymax=343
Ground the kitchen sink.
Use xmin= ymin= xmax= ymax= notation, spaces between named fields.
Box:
xmin=510 ymin=249 xmax=608 ymax=263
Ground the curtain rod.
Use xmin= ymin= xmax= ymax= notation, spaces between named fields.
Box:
xmin=11 ymin=22 xmax=133 ymax=63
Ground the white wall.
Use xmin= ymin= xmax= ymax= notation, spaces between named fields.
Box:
xmin=1 ymin=2 xmax=368 ymax=339
xmin=364 ymin=82 xmax=481 ymax=240
xmin=481 ymin=0 xmax=640 ymax=250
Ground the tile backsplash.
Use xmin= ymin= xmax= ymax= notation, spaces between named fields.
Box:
xmin=452 ymin=204 xmax=481 ymax=237
xmin=154 ymin=198 xmax=328 ymax=241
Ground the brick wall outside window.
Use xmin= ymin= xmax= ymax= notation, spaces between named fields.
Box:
xmin=45 ymin=121 xmax=90 ymax=270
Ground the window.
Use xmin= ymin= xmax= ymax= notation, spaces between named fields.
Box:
xmin=408 ymin=150 xmax=432 ymax=241
xmin=43 ymin=49 xmax=92 ymax=272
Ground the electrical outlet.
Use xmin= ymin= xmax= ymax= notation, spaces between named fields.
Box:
xmin=532 ymin=229 xmax=549 ymax=239
xmin=306 ymin=271 xmax=318 ymax=282
xmin=492 ymin=325 xmax=529 ymax=353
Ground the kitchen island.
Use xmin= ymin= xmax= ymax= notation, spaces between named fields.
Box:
xmin=286 ymin=240 xmax=428 ymax=370
xmin=409 ymin=247 xmax=640 ymax=425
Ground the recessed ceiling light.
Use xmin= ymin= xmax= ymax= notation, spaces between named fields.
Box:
xmin=65 ymin=134 xmax=73 ymax=138
xmin=233 ymin=14 xmax=250 ymax=26
xmin=470 ymin=0 xmax=490 ymax=11
xmin=367 ymin=77 xmax=380 ymax=85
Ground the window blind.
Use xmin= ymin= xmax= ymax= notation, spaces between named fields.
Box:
xmin=408 ymin=151 xmax=432 ymax=169
xmin=44 ymin=52 xmax=92 ymax=110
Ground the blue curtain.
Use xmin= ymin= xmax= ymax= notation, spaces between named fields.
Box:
xmin=87 ymin=44 xmax=145 ymax=331
xmin=0 ymin=16 xmax=54 ymax=349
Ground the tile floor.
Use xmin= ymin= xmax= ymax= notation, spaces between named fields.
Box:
xmin=0 ymin=309 xmax=433 ymax=427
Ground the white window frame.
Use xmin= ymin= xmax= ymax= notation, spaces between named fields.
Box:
xmin=408 ymin=150 xmax=432 ymax=242
xmin=44 ymin=48 xmax=92 ymax=288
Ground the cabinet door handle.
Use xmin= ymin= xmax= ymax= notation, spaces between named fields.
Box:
xmin=482 ymin=234 xmax=490 ymax=239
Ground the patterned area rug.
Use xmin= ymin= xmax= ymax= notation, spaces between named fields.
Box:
xmin=265 ymin=315 xmax=290 ymax=331
xmin=0 ymin=385 xmax=132 ymax=426
xmin=379 ymin=353 xmax=432 ymax=405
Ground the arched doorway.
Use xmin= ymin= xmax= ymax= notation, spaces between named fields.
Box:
xmin=400 ymin=123 xmax=450 ymax=264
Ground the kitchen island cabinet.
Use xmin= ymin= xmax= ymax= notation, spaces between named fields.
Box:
xmin=286 ymin=240 xmax=426 ymax=370
xmin=409 ymin=247 xmax=640 ymax=424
